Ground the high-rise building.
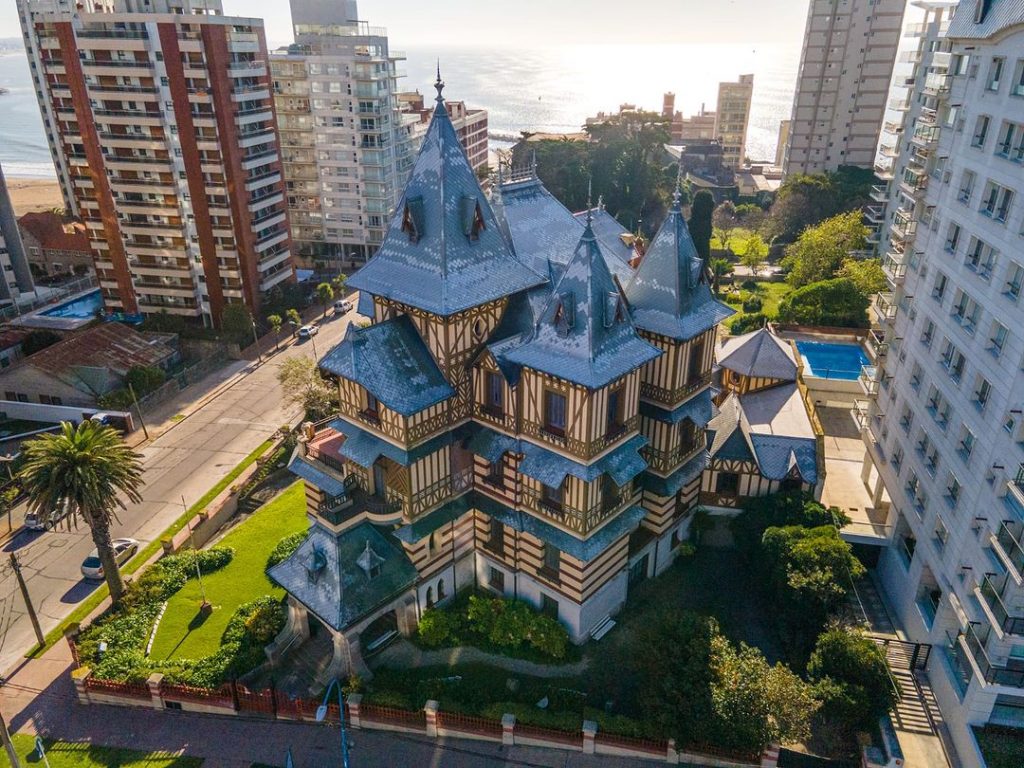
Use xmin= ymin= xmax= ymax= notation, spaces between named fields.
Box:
xmin=0 ymin=164 xmax=36 ymax=305
xmin=17 ymin=0 xmax=294 ymax=325
xmin=714 ymin=74 xmax=753 ymax=170
xmin=671 ymin=105 xmax=717 ymax=143
xmin=856 ymin=1 xmax=1024 ymax=760
xmin=397 ymin=92 xmax=489 ymax=175
xmin=270 ymin=0 xmax=417 ymax=267
xmin=783 ymin=0 xmax=907 ymax=176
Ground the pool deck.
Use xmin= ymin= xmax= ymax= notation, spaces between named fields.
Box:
xmin=6 ymin=288 xmax=101 ymax=331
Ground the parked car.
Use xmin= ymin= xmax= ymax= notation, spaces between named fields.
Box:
xmin=298 ymin=325 xmax=319 ymax=339
xmin=80 ymin=538 xmax=139 ymax=580
xmin=25 ymin=498 xmax=69 ymax=531
xmin=333 ymin=299 xmax=353 ymax=314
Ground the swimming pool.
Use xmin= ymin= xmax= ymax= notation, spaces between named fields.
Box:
xmin=796 ymin=340 xmax=869 ymax=381
xmin=38 ymin=289 xmax=104 ymax=319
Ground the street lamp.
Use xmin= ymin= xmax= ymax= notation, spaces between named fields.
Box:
xmin=315 ymin=677 xmax=351 ymax=768
xmin=251 ymin=317 xmax=263 ymax=364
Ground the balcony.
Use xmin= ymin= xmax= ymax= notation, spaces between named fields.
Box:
xmin=979 ymin=573 xmax=1024 ymax=636
xmin=859 ymin=365 xmax=881 ymax=397
xmin=993 ymin=522 xmax=1024 ymax=581
xmin=866 ymin=329 xmax=889 ymax=359
xmin=954 ymin=622 xmax=1024 ymax=688
xmin=911 ymin=123 xmax=940 ymax=148
xmin=865 ymin=205 xmax=885 ymax=225
xmin=923 ymin=72 xmax=951 ymax=96
xmin=870 ymin=184 xmax=889 ymax=203
xmin=882 ymin=253 xmax=907 ymax=287
xmin=891 ymin=214 xmax=918 ymax=243
xmin=874 ymin=292 xmax=897 ymax=323
xmin=852 ymin=399 xmax=871 ymax=432
xmin=1011 ymin=463 xmax=1024 ymax=513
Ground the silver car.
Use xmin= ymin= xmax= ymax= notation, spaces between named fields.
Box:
xmin=80 ymin=538 xmax=139 ymax=580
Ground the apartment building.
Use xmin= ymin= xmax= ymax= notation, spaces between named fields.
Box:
xmin=398 ymin=92 xmax=489 ymax=175
xmin=17 ymin=0 xmax=294 ymax=326
xmin=269 ymin=78 xmax=733 ymax=679
xmin=270 ymin=0 xmax=417 ymax=267
xmin=715 ymin=74 xmax=754 ymax=170
xmin=783 ymin=0 xmax=907 ymax=176
xmin=0 ymin=164 xmax=35 ymax=305
xmin=856 ymin=2 xmax=1024 ymax=762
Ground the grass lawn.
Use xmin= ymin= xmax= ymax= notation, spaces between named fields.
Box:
xmin=720 ymin=281 xmax=794 ymax=325
xmin=1 ymin=735 xmax=201 ymax=767
xmin=35 ymin=439 xmax=275 ymax=655
xmin=148 ymin=480 xmax=307 ymax=661
xmin=711 ymin=227 xmax=754 ymax=255
xmin=974 ymin=727 xmax=1024 ymax=768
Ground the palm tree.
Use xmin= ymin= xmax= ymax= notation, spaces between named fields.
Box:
xmin=19 ymin=421 xmax=144 ymax=603
xmin=709 ymin=257 xmax=735 ymax=293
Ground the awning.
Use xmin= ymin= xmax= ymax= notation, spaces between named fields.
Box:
xmin=466 ymin=426 xmax=520 ymax=463
xmin=518 ymin=434 xmax=648 ymax=487
xmin=288 ymin=453 xmax=348 ymax=497
xmin=338 ymin=428 xmax=394 ymax=468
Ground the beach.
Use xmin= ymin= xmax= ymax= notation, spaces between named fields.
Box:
xmin=5 ymin=177 xmax=63 ymax=216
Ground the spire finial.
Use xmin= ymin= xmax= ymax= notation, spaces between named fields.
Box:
xmin=434 ymin=61 xmax=444 ymax=104
xmin=585 ymin=177 xmax=593 ymax=226
xmin=672 ymin=162 xmax=683 ymax=210
xmin=530 ymin=150 xmax=537 ymax=178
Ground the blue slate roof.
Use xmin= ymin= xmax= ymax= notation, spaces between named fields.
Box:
xmin=750 ymin=434 xmax=819 ymax=484
xmin=394 ymin=494 xmax=474 ymax=544
xmin=356 ymin=290 xmax=374 ymax=318
xmin=518 ymin=433 xmax=649 ymax=487
xmin=288 ymin=453 xmax=348 ymax=498
xmin=494 ymin=177 xmax=635 ymax=286
xmin=268 ymin=521 xmax=417 ymax=632
xmin=330 ymin=418 xmax=456 ymax=467
xmin=717 ymin=328 xmax=797 ymax=381
xmin=319 ymin=315 xmax=454 ymax=417
xmin=639 ymin=389 xmax=714 ymax=427
xmin=346 ymin=83 xmax=545 ymax=316
xmin=501 ymin=222 xmax=661 ymax=388
xmin=474 ymin=491 xmax=647 ymax=562
xmin=466 ymin=426 xmax=520 ymax=463
xmin=641 ymin=449 xmax=708 ymax=496
xmin=572 ymin=207 xmax=636 ymax=266
xmin=624 ymin=196 xmax=734 ymax=340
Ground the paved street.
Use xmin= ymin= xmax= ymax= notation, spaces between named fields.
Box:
xmin=0 ymin=305 xmax=356 ymax=676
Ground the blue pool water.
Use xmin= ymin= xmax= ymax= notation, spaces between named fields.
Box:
xmin=796 ymin=340 xmax=869 ymax=381
xmin=39 ymin=289 xmax=104 ymax=319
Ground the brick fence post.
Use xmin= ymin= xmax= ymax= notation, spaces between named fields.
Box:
xmin=501 ymin=713 xmax=516 ymax=746
xmin=346 ymin=693 xmax=362 ymax=729
xmin=761 ymin=742 xmax=781 ymax=768
xmin=424 ymin=699 xmax=439 ymax=738
xmin=582 ymin=720 xmax=597 ymax=754
xmin=666 ymin=737 xmax=680 ymax=764
xmin=147 ymin=672 xmax=165 ymax=711
xmin=71 ymin=666 xmax=91 ymax=705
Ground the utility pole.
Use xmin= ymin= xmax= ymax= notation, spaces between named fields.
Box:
xmin=9 ymin=553 xmax=44 ymax=648
xmin=251 ymin=318 xmax=263 ymax=364
xmin=127 ymin=383 xmax=149 ymax=441
xmin=0 ymin=709 xmax=20 ymax=767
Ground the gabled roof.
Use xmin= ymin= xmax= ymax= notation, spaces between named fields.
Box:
xmin=17 ymin=211 xmax=90 ymax=252
xmin=500 ymin=220 xmax=660 ymax=388
xmin=268 ymin=520 xmax=417 ymax=632
xmin=624 ymin=195 xmax=734 ymax=340
xmin=18 ymin=322 xmax=175 ymax=379
xmin=318 ymin=315 xmax=454 ymax=417
xmin=717 ymin=327 xmax=797 ymax=381
xmin=347 ymin=79 xmax=545 ymax=316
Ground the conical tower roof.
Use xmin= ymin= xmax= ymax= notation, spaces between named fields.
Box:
xmin=347 ymin=74 xmax=545 ymax=316
xmin=624 ymin=193 xmax=734 ymax=340
xmin=503 ymin=216 xmax=660 ymax=388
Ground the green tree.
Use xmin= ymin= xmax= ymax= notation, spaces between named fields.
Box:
xmin=266 ymin=314 xmax=283 ymax=351
xmin=729 ymin=312 xmax=767 ymax=334
xmin=782 ymin=211 xmax=869 ymax=288
xmin=765 ymin=173 xmax=841 ymax=243
xmin=221 ymin=303 xmax=254 ymax=346
xmin=710 ymin=636 xmax=819 ymax=752
xmin=125 ymin=365 xmax=166 ymax=396
xmin=19 ymin=421 xmax=144 ymax=603
xmin=316 ymin=282 xmax=334 ymax=319
xmin=689 ymin=191 xmax=715 ymax=262
xmin=732 ymin=491 xmax=849 ymax=556
xmin=276 ymin=356 xmax=334 ymax=418
xmin=734 ymin=202 xmax=767 ymax=232
xmin=286 ymin=308 xmax=302 ymax=336
xmin=332 ymin=273 xmax=348 ymax=297
xmin=708 ymin=257 xmax=734 ymax=293
xmin=777 ymin=277 xmax=870 ymax=328
xmin=740 ymin=234 xmax=769 ymax=275
xmin=713 ymin=201 xmax=739 ymax=254
xmin=839 ymin=258 xmax=887 ymax=296
xmin=808 ymin=625 xmax=897 ymax=731
xmin=22 ymin=329 xmax=62 ymax=357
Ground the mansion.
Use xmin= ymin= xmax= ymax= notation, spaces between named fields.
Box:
xmin=270 ymin=76 xmax=820 ymax=681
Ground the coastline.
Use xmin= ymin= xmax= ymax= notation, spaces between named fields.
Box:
xmin=5 ymin=178 xmax=63 ymax=216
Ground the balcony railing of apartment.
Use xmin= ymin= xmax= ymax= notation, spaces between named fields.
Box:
xmin=852 ymin=399 xmax=871 ymax=432
xmin=882 ymin=254 xmax=907 ymax=287
xmin=865 ymin=205 xmax=885 ymax=224
xmin=979 ymin=573 xmax=1024 ymax=636
xmin=858 ymin=365 xmax=881 ymax=397
xmin=994 ymin=522 xmax=1024 ymax=581
xmin=639 ymin=372 xmax=712 ymax=409
xmin=643 ymin=439 xmax=706 ymax=475
xmin=870 ymin=184 xmax=889 ymax=203
xmin=956 ymin=621 xmax=1024 ymax=687
xmin=874 ymin=292 xmax=898 ymax=322
xmin=866 ymin=329 xmax=889 ymax=359
xmin=923 ymin=72 xmax=951 ymax=95
xmin=521 ymin=414 xmax=640 ymax=461
xmin=911 ymin=123 xmax=941 ymax=147
xmin=521 ymin=484 xmax=637 ymax=535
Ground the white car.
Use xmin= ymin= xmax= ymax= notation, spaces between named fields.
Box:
xmin=298 ymin=325 xmax=319 ymax=339
xmin=80 ymin=538 xmax=139 ymax=580
xmin=25 ymin=498 xmax=69 ymax=531
xmin=333 ymin=299 xmax=353 ymax=314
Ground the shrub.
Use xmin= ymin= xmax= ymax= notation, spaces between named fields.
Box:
xmin=488 ymin=600 xmax=535 ymax=648
xmin=740 ymin=279 xmax=758 ymax=291
xmin=776 ymin=277 xmax=869 ymax=328
xmin=742 ymin=295 xmax=763 ymax=313
xmin=808 ymin=626 xmax=897 ymax=731
xmin=126 ymin=365 xmax=167 ymax=396
xmin=266 ymin=531 xmax=306 ymax=570
xmin=528 ymin=615 xmax=569 ymax=659
xmin=729 ymin=312 xmax=766 ymax=334
xmin=417 ymin=608 xmax=461 ymax=648
xmin=243 ymin=598 xmax=286 ymax=644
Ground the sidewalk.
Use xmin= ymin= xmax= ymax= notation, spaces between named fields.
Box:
xmin=0 ymin=642 xmax=659 ymax=767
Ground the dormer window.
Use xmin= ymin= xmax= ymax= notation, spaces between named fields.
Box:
xmin=304 ymin=546 xmax=327 ymax=584
xmin=461 ymin=195 xmax=486 ymax=241
xmin=401 ymin=195 xmax=424 ymax=243
xmin=553 ymin=292 xmax=574 ymax=336
xmin=604 ymin=292 xmax=625 ymax=328
xmin=356 ymin=540 xmax=384 ymax=580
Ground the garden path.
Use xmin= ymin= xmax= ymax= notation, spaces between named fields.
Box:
xmin=371 ymin=638 xmax=590 ymax=678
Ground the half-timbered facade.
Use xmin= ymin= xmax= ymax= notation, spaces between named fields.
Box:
xmin=270 ymin=75 xmax=733 ymax=682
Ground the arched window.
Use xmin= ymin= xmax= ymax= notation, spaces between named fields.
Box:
xmin=437 ymin=578 xmax=446 ymax=600
xmin=425 ymin=586 xmax=434 ymax=608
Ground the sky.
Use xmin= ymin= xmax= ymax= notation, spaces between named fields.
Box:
xmin=0 ymin=0 xmax=811 ymax=51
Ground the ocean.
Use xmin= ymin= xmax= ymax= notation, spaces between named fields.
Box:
xmin=0 ymin=42 xmax=799 ymax=179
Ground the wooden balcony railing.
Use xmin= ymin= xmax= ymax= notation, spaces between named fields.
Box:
xmin=520 ymin=414 xmax=639 ymax=461
xmin=639 ymin=372 xmax=712 ymax=408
